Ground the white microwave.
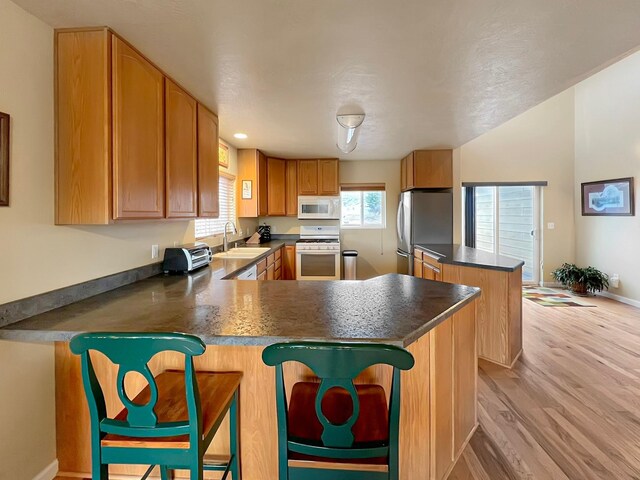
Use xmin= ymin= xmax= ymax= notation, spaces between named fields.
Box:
xmin=298 ymin=196 xmax=341 ymax=220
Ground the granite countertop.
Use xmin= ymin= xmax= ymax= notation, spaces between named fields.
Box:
xmin=415 ymin=244 xmax=525 ymax=272
xmin=0 ymin=271 xmax=480 ymax=347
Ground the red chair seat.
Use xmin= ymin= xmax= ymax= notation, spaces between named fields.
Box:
xmin=287 ymin=381 xmax=389 ymax=465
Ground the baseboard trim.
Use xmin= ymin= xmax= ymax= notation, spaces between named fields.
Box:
xmin=33 ymin=459 xmax=58 ymax=480
xmin=597 ymin=291 xmax=640 ymax=309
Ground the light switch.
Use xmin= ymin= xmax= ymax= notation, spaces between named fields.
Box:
xmin=547 ymin=222 xmax=555 ymax=230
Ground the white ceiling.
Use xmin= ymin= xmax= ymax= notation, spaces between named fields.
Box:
xmin=13 ymin=0 xmax=640 ymax=160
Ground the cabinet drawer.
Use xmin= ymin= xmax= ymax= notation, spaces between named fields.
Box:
xmin=257 ymin=270 xmax=266 ymax=281
xmin=422 ymin=252 xmax=441 ymax=269
xmin=414 ymin=249 xmax=423 ymax=261
xmin=275 ymin=248 xmax=282 ymax=261
xmin=275 ymin=258 xmax=282 ymax=271
xmin=267 ymin=253 xmax=275 ymax=266
xmin=257 ymin=259 xmax=267 ymax=274
xmin=275 ymin=267 xmax=282 ymax=280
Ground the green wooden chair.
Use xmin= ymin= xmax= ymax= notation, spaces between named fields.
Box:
xmin=262 ymin=342 xmax=415 ymax=480
xmin=70 ymin=332 xmax=242 ymax=480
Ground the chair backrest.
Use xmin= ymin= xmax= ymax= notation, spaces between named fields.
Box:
xmin=262 ymin=342 xmax=414 ymax=450
xmin=70 ymin=332 xmax=206 ymax=441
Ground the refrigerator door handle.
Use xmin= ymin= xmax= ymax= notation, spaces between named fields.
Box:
xmin=396 ymin=249 xmax=409 ymax=258
xmin=396 ymin=200 xmax=403 ymax=242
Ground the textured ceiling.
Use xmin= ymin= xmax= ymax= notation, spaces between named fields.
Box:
xmin=12 ymin=0 xmax=640 ymax=160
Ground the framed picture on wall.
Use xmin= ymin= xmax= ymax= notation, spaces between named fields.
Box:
xmin=0 ymin=112 xmax=9 ymax=207
xmin=242 ymin=180 xmax=252 ymax=199
xmin=219 ymin=142 xmax=229 ymax=168
xmin=581 ymin=177 xmax=635 ymax=216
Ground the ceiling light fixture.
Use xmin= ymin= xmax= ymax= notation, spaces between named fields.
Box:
xmin=234 ymin=133 xmax=248 ymax=139
xmin=336 ymin=114 xmax=365 ymax=154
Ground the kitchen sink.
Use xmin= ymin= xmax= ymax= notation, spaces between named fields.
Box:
xmin=213 ymin=247 xmax=271 ymax=259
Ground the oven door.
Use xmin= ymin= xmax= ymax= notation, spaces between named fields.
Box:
xmin=296 ymin=250 xmax=341 ymax=280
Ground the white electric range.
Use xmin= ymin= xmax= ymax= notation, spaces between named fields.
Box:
xmin=295 ymin=225 xmax=341 ymax=280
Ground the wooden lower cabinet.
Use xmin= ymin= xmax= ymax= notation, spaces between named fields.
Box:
xmin=283 ymin=245 xmax=296 ymax=280
xmin=53 ymin=302 xmax=477 ymax=480
xmin=441 ymin=263 xmax=522 ymax=367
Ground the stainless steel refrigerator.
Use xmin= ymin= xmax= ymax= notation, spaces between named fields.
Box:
xmin=396 ymin=190 xmax=453 ymax=275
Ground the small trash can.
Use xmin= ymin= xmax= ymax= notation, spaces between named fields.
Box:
xmin=342 ymin=250 xmax=358 ymax=280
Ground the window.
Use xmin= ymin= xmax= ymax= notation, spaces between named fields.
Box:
xmin=195 ymin=173 xmax=236 ymax=238
xmin=340 ymin=184 xmax=386 ymax=229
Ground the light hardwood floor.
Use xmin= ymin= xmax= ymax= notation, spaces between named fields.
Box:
xmin=450 ymin=292 xmax=640 ymax=480
xmin=56 ymin=292 xmax=640 ymax=480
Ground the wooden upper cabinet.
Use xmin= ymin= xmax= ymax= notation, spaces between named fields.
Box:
xmin=401 ymin=150 xmax=452 ymax=191
xmin=258 ymin=151 xmax=268 ymax=216
xmin=285 ymin=159 xmax=298 ymax=216
xmin=298 ymin=159 xmax=339 ymax=196
xmin=237 ymin=149 xmax=267 ymax=218
xmin=165 ymin=79 xmax=198 ymax=218
xmin=267 ymin=157 xmax=286 ymax=216
xmin=55 ymin=28 xmax=220 ymax=224
xmin=197 ymin=104 xmax=220 ymax=218
xmin=318 ymin=159 xmax=339 ymax=195
xmin=298 ymin=159 xmax=319 ymax=195
xmin=55 ymin=29 xmax=112 ymax=225
xmin=112 ymin=36 xmax=165 ymax=219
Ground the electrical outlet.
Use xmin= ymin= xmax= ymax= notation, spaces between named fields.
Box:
xmin=151 ymin=244 xmax=159 ymax=259
xmin=547 ymin=222 xmax=555 ymax=230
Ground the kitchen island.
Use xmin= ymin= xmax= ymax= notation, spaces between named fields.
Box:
xmin=414 ymin=244 xmax=524 ymax=367
xmin=0 ymin=271 xmax=480 ymax=480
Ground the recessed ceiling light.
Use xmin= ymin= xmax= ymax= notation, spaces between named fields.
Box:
xmin=234 ymin=133 xmax=248 ymax=139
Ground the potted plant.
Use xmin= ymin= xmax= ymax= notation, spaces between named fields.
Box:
xmin=551 ymin=263 xmax=609 ymax=295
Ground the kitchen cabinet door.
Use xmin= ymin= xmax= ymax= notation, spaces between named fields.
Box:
xmin=266 ymin=263 xmax=275 ymax=280
xmin=298 ymin=160 xmax=318 ymax=195
xmin=400 ymin=156 xmax=407 ymax=192
xmin=318 ymin=159 xmax=339 ymax=195
xmin=267 ymin=157 xmax=286 ymax=216
xmin=283 ymin=245 xmax=296 ymax=280
xmin=197 ymin=104 xmax=220 ymax=218
xmin=257 ymin=271 xmax=266 ymax=281
xmin=286 ymin=159 xmax=298 ymax=216
xmin=258 ymin=151 xmax=268 ymax=216
xmin=413 ymin=150 xmax=453 ymax=188
xmin=55 ymin=29 xmax=112 ymax=225
xmin=414 ymin=257 xmax=423 ymax=278
xmin=165 ymin=79 xmax=198 ymax=218
xmin=112 ymin=36 xmax=165 ymax=219
xmin=430 ymin=319 xmax=454 ymax=480
xmin=453 ymin=304 xmax=477 ymax=458
xmin=405 ymin=152 xmax=415 ymax=190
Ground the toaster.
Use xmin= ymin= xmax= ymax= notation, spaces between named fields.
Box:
xmin=162 ymin=243 xmax=213 ymax=274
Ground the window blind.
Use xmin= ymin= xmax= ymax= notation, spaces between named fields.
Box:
xmin=195 ymin=173 xmax=236 ymax=238
xmin=340 ymin=183 xmax=386 ymax=192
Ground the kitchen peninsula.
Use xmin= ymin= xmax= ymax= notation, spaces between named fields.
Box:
xmin=414 ymin=244 xmax=524 ymax=367
xmin=0 ymin=258 xmax=479 ymax=480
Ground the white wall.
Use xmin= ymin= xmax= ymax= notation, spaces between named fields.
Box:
xmin=0 ymin=1 xmax=202 ymax=477
xmin=456 ymin=89 xmax=576 ymax=284
xmin=574 ymin=51 xmax=640 ymax=301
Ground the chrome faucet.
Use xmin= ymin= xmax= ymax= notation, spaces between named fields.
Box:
xmin=223 ymin=221 xmax=238 ymax=252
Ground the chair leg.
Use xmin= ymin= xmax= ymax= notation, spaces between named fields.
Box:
xmin=91 ymin=435 xmax=108 ymax=480
xmin=160 ymin=465 xmax=172 ymax=480
xmin=229 ymin=389 xmax=242 ymax=480
xmin=191 ymin=454 xmax=204 ymax=480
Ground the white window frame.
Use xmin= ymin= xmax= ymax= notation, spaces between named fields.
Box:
xmin=195 ymin=173 xmax=236 ymax=239
xmin=340 ymin=188 xmax=387 ymax=230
